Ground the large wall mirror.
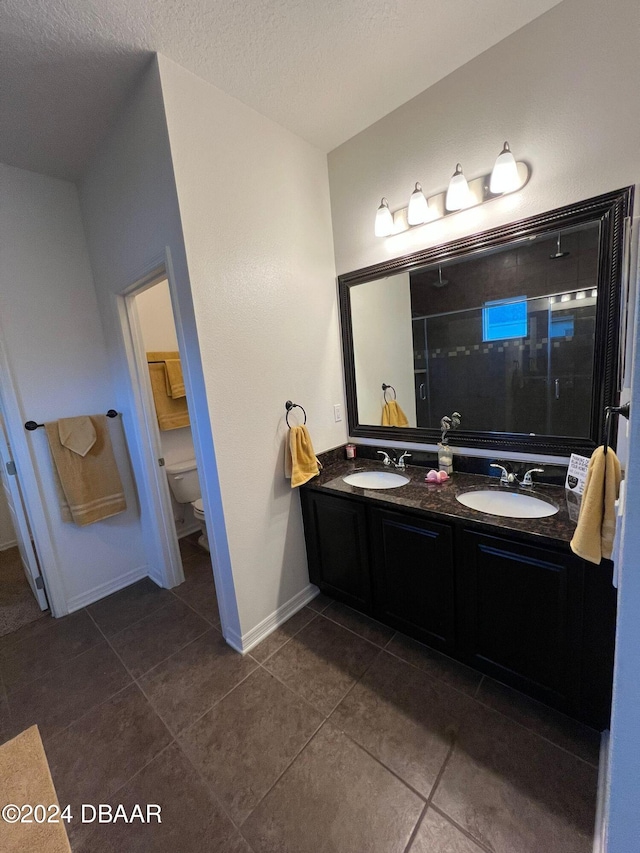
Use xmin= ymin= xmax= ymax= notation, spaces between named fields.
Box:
xmin=339 ymin=187 xmax=633 ymax=456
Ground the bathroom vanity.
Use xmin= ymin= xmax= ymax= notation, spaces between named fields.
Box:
xmin=300 ymin=459 xmax=616 ymax=730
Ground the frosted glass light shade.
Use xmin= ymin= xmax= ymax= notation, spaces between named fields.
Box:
xmin=490 ymin=141 xmax=520 ymax=194
xmin=445 ymin=164 xmax=470 ymax=211
xmin=374 ymin=198 xmax=394 ymax=236
xmin=407 ymin=183 xmax=432 ymax=225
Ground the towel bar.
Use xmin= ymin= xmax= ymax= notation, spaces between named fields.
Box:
xmin=603 ymin=403 xmax=630 ymax=454
xmin=285 ymin=401 xmax=307 ymax=428
xmin=25 ymin=410 xmax=119 ymax=431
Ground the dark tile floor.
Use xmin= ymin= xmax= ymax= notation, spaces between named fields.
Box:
xmin=0 ymin=535 xmax=601 ymax=852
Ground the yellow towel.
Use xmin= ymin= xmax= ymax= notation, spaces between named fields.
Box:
xmin=382 ymin=400 xmax=409 ymax=427
xmin=148 ymin=362 xmax=190 ymax=430
xmin=45 ymin=415 xmax=127 ymax=526
xmin=164 ymin=359 xmax=186 ymax=399
xmin=146 ymin=351 xmax=186 ymax=400
xmin=570 ymin=446 xmax=621 ymax=564
xmin=0 ymin=726 xmax=72 ymax=852
xmin=284 ymin=425 xmax=321 ymax=488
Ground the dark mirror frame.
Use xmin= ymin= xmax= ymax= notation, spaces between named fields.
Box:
xmin=339 ymin=186 xmax=633 ymax=456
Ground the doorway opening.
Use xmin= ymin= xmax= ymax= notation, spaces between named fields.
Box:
xmin=0 ymin=407 xmax=49 ymax=637
xmin=118 ymin=263 xmax=229 ymax=636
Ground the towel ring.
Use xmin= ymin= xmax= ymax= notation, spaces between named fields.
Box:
xmin=603 ymin=403 xmax=630 ymax=455
xmin=382 ymin=383 xmax=396 ymax=403
xmin=285 ymin=400 xmax=307 ymax=428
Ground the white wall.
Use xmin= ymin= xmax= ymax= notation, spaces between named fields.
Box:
xmin=328 ymin=0 xmax=640 ymax=846
xmin=351 ymin=272 xmax=416 ymax=426
xmin=0 ymin=163 xmax=145 ymax=611
xmin=158 ymin=55 xmax=344 ymax=638
xmin=328 ymin=0 xmax=640 ymax=277
xmin=80 ymin=58 xmax=242 ymax=635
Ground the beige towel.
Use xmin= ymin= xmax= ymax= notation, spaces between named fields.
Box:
xmin=57 ymin=415 xmax=96 ymax=457
xmin=570 ymin=446 xmax=621 ymax=564
xmin=382 ymin=400 xmax=409 ymax=427
xmin=0 ymin=726 xmax=71 ymax=852
xmin=285 ymin=425 xmax=321 ymax=488
xmin=45 ymin=415 xmax=127 ymax=526
xmin=148 ymin=362 xmax=190 ymax=430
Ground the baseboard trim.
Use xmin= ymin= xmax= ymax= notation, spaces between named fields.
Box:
xmin=66 ymin=565 xmax=149 ymax=613
xmin=177 ymin=522 xmax=200 ymax=538
xmin=0 ymin=539 xmax=17 ymax=551
xmin=593 ymin=729 xmax=609 ymax=853
xmin=225 ymin=584 xmax=320 ymax=654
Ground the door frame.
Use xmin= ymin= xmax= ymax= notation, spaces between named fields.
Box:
xmin=116 ymin=261 xmax=184 ymax=590
xmin=0 ymin=326 xmax=68 ymax=616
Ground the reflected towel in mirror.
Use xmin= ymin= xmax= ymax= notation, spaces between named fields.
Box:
xmin=382 ymin=400 xmax=409 ymax=427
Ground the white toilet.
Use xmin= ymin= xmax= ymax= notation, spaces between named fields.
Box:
xmin=165 ymin=458 xmax=210 ymax=552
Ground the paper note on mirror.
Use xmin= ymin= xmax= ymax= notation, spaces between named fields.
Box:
xmin=565 ymin=453 xmax=590 ymax=495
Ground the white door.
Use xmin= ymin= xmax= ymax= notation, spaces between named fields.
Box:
xmin=0 ymin=417 xmax=48 ymax=610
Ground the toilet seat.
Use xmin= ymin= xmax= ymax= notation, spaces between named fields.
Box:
xmin=192 ymin=498 xmax=204 ymax=518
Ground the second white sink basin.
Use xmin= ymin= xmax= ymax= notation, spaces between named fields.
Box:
xmin=343 ymin=471 xmax=410 ymax=489
xmin=456 ymin=488 xmax=558 ymax=518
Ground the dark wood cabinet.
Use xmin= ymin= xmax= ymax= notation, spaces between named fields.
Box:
xmin=457 ymin=530 xmax=584 ymax=715
xmin=300 ymin=490 xmax=371 ymax=610
xmin=370 ymin=508 xmax=455 ymax=652
xmin=299 ymin=485 xmax=616 ymax=729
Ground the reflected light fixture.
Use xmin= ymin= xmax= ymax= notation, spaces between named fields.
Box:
xmin=489 ymin=141 xmax=520 ymax=194
xmin=375 ymin=198 xmax=394 ymax=237
xmin=445 ymin=164 xmax=470 ymax=211
xmin=407 ymin=183 xmax=433 ymax=225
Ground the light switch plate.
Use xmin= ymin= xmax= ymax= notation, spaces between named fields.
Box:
xmin=334 ymin=404 xmax=342 ymax=422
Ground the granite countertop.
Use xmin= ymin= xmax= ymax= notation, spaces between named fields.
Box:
xmin=304 ymin=457 xmax=580 ymax=547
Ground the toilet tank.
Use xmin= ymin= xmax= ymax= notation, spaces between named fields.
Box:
xmin=165 ymin=458 xmax=201 ymax=503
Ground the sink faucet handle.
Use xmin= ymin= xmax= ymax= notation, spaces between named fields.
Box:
xmin=490 ymin=463 xmax=515 ymax=485
xmin=377 ymin=451 xmax=393 ymax=466
xmin=519 ymin=467 xmax=544 ymax=487
xmin=397 ymin=452 xmax=412 ymax=468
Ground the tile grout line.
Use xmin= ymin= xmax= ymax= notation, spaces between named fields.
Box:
xmin=474 ymin=674 xmax=485 ymax=698
xmin=400 ymin=737 xmax=460 ymax=853
xmin=235 ymin=714 xmax=328 ymax=833
xmin=429 ymin=802 xmax=495 ymax=853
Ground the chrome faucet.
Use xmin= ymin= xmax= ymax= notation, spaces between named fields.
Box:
xmin=396 ymin=452 xmax=412 ymax=469
xmin=377 ymin=450 xmax=412 ymax=469
xmin=490 ymin=463 xmax=517 ymax=486
xmin=377 ymin=451 xmax=393 ymax=467
xmin=518 ymin=467 xmax=544 ymax=488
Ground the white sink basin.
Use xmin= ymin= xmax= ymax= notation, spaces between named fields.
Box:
xmin=343 ymin=471 xmax=410 ymax=489
xmin=456 ymin=488 xmax=558 ymax=518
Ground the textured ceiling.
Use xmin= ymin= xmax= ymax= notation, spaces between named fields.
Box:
xmin=0 ymin=0 xmax=563 ymax=180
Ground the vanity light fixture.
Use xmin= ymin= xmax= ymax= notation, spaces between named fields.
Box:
xmin=375 ymin=197 xmax=394 ymax=237
xmin=407 ymin=183 xmax=434 ymax=225
xmin=489 ymin=141 xmax=520 ymax=194
xmin=374 ymin=141 xmax=530 ymax=237
xmin=445 ymin=164 xmax=471 ymax=211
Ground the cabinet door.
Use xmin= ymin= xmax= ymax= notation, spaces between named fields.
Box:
xmin=300 ymin=490 xmax=371 ymax=610
xmin=370 ymin=508 xmax=455 ymax=651
xmin=459 ymin=530 xmax=583 ymax=714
